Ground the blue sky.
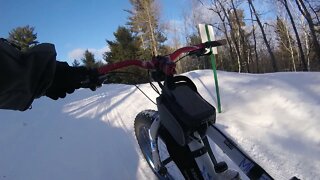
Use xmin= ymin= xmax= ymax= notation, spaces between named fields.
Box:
xmin=1 ymin=0 xmax=186 ymax=64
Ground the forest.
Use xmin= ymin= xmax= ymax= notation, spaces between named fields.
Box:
xmin=7 ymin=0 xmax=320 ymax=84
xmin=169 ymin=0 xmax=320 ymax=74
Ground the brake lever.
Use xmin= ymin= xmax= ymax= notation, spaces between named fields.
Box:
xmin=80 ymin=73 xmax=107 ymax=90
xmin=188 ymin=48 xmax=211 ymax=57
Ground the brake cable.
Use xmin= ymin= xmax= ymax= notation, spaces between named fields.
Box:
xmin=134 ymin=84 xmax=157 ymax=105
xmin=173 ymin=54 xmax=188 ymax=64
xmin=100 ymin=71 xmax=157 ymax=105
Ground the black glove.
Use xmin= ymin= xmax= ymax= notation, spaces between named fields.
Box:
xmin=45 ymin=61 xmax=101 ymax=100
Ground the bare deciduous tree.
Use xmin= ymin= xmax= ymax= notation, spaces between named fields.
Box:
xmin=295 ymin=0 xmax=320 ymax=63
xmin=279 ymin=0 xmax=308 ymax=71
xmin=249 ymin=3 xmax=260 ymax=73
xmin=248 ymin=0 xmax=278 ymax=72
xmin=206 ymin=0 xmax=238 ymax=71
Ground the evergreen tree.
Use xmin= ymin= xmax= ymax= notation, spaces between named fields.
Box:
xmin=127 ymin=0 xmax=168 ymax=58
xmin=72 ymin=59 xmax=81 ymax=67
xmin=103 ymin=26 xmax=148 ymax=84
xmin=104 ymin=27 xmax=141 ymax=62
xmin=8 ymin=25 xmax=38 ymax=51
xmin=81 ymin=50 xmax=97 ymax=69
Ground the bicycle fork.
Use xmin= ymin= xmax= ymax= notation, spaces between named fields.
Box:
xmin=147 ymin=116 xmax=230 ymax=180
xmin=148 ymin=114 xmax=162 ymax=171
xmin=188 ymin=132 xmax=217 ymax=180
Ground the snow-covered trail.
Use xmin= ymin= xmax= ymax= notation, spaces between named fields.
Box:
xmin=0 ymin=84 xmax=159 ymax=180
xmin=0 ymin=70 xmax=319 ymax=180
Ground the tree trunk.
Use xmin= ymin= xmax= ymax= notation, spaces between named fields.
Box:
xmin=137 ymin=25 xmax=146 ymax=49
xmin=249 ymin=5 xmax=260 ymax=73
xmin=216 ymin=0 xmax=243 ymax=72
xmin=300 ymin=16 xmax=311 ymax=70
xmin=231 ymin=0 xmax=250 ymax=73
xmin=282 ymin=0 xmax=307 ymax=71
xmin=295 ymin=0 xmax=320 ymax=64
xmin=304 ymin=27 xmax=310 ymax=70
xmin=248 ymin=0 xmax=278 ymax=72
xmin=210 ymin=6 xmax=236 ymax=71
xmin=144 ymin=1 xmax=158 ymax=56
xmin=306 ymin=1 xmax=320 ymax=25
xmin=286 ymin=25 xmax=297 ymax=71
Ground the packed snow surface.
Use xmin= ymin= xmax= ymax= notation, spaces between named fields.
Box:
xmin=1 ymin=70 xmax=319 ymax=180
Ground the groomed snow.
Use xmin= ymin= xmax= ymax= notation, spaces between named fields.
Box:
xmin=0 ymin=70 xmax=319 ymax=180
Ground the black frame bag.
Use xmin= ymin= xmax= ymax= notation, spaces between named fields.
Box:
xmin=157 ymin=76 xmax=216 ymax=146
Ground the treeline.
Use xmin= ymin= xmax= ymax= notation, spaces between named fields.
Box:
xmin=6 ymin=0 xmax=320 ymax=84
xmin=191 ymin=0 xmax=320 ymax=73
xmin=103 ymin=0 xmax=171 ymax=84
xmin=70 ymin=0 xmax=320 ymax=74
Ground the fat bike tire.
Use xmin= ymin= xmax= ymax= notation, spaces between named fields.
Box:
xmin=134 ymin=110 xmax=174 ymax=179
xmin=134 ymin=110 xmax=203 ymax=180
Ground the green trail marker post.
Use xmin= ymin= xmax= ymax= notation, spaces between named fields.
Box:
xmin=198 ymin=24 xmax=222 ymax=113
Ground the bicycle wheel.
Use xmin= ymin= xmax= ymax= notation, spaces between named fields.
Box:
xmin=134 ymin=110 xmax=202 ymax=180
xmin=134 ymin=110 xmax=177 ymax=179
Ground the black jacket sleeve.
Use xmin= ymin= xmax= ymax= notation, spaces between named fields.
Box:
xmin=0 ymin=39 xmax=57 ymax=111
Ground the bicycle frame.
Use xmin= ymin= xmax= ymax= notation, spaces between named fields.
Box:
xmin=93 ymin=39 xmax=274 ymax=179
xmin=187 ymin=132 xmax=217 ymax=179
xmin=147 ymin=111 xmax=217 ymax=178
xmin=147 ymin=111 xmax=274 ymax=179
xmin=150 ymin=114 xmax=218 ymax=176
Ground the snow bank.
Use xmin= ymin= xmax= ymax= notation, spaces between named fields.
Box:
xmin=0 ymin=70 xmax=319 ymax=180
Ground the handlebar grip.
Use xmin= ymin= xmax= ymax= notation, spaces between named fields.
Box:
xmin=204 ymin=39 xmax=227 ymax=48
